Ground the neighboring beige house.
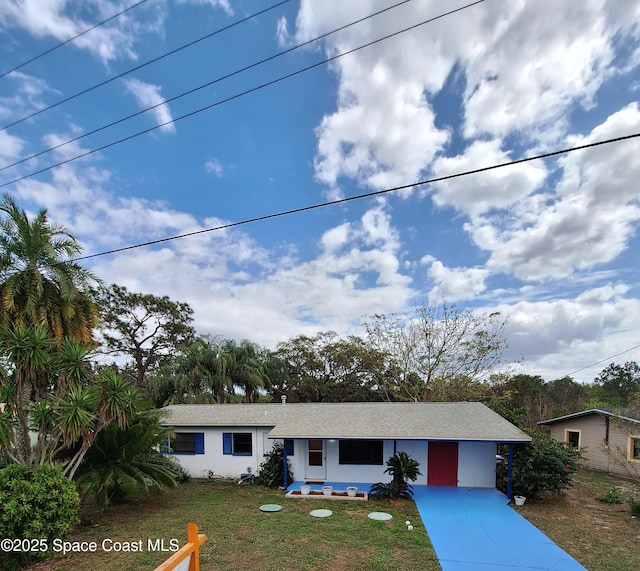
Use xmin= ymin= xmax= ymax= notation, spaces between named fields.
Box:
xmin=538 ymin=409 xmax=640 ymax=478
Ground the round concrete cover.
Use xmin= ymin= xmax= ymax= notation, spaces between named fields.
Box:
xmin=368 ymin=512 xmax=393 ymax=521
xmin=260 ymin=504 xmax=283 ymax=512
xmin=310 ymin=509 xmax=333 ymax=518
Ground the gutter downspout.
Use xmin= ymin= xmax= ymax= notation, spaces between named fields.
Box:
xmin=507 ymin=444 xmax=515 ymax=499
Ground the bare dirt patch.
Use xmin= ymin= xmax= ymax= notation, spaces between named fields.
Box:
xmin=515 ymin=469 xmax=640 ymax=571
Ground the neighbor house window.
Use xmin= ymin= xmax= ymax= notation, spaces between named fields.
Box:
xmin=170 ymin=432 xmax=204 ymax=455
xmin=339 ymin=440 xmax=383 ymax=465
xmin=223 ymin=432 xmax=253 ymax=456
xmin=565 ymin=430 xmax=580 ymax=447
xmin=630 ymin=437 xmax=640 ymax=461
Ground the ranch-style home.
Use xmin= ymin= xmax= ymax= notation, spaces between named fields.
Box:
xmin=538 ymin=408 xmax=640 ymax=477
xmin=160 ymin=401 xmax=531 ymax=489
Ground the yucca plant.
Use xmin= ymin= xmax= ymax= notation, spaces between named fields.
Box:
xmin=370 ymin=451 xmax=422 ymax=500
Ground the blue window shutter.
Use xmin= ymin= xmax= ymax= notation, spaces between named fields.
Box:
xmin=161 ymin=437 xmax=171 ymax=454
xmin=194 ymin=433 xmax=205 ymax=455
xmin=223 ymin=432 xmax=232 ymax=455
xmin=284 ymin=439 xmax=294 ymax=456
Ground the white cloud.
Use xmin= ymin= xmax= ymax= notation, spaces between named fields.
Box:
xmin=0 ymin=0 xmax=163 ymax=65
xmin=275 ymin=16 xmax=289 ymax=47
xmin=176 ymin=0 xmax=233 ymax=16
xmin=468 ymin=104 xmax=640 ymax=281
xmin=294 ymin=0 xmax=640 ymax=198
xmin=499 ymin=285 xmax=640 ymax=382
xmin=123 ymin=78 xmax=176 ymax=134
xmin=0 ymin=130 xmax=25 ymax=163
xmin=430 ymin=139 xmax=547 ymax=216
xmin=427 ymin=261 xmax=489 ymax=303
xmin=204 ymin=157 xmax=224 ymax=177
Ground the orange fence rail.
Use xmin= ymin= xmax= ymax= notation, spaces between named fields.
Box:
xmin=153 ymin=522 xmax=208 ymax=571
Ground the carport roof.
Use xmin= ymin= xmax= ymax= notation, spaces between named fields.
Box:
xmin=161 ymin=402 xmax=531 ymax=442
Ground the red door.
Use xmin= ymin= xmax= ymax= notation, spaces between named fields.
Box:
xmin=427 ymin=442 xmax=459 ymax=486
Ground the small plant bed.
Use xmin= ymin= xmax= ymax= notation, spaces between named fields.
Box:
xmin=285 ymin=489 xmax=368 ymax=500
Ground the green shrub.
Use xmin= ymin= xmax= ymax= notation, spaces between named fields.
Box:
xmin=497 ymin=431 xmax=582 ymax=499
xmin=254 ymin=442 xmax=294 ymax=488
xmin=0 ymin=464 xmax=80 ymax=570
xmin=597 ymin=488 xmax=623 ymax=504
xmin=370 ymin=451 xmax=421 ymax=500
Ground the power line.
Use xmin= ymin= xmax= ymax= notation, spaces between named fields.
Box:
xmin=564 ymin=344 xmax=640 ymax=377
xmin=0 ymin=0 xmax=290 ymax=131
xmin=0 ymin=0 xmax=485 ymax=186
xmin=73 ymin=130 xmax=640 ymax=262
xmin=0 ymin=0 xmax=149 ymax=80
xmin=0 ymin=0 xmax=425 ymax=174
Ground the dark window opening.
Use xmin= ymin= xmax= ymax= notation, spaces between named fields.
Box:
xmin=566 ymin=431 xmax=580 ymax=447
xmin=632 ymin=437 xmax=640 ymax=460
xmin=171 ymin=432 xmax=204 ymax=455
xmin=308 ymin=439 xmax=323 ymax=466
xmin=233 ymin=433 xmax=252 ymax=455
xmin=339 ymin=440 xmax=383 ymax=465
xmin=223 ymin=432 xmax=253 ymax=455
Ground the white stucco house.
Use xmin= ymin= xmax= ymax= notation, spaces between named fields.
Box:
xmin=160 ymin=401 xmax=530 ymax=490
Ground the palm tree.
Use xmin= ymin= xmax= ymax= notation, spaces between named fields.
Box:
xmin=221 ymin=339 xmax=266 ymax=403
xmin=73 ymin=410 xmax=179 ymax=508
xmin=148 ymin=337 xmax=231 ymax=406
xmin=0 ymin=193 xmax=99 ymax=346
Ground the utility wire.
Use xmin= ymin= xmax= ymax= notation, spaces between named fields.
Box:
xmin=0 ymin=0 xmax=290 ymax=131
xmin=72 ymin=131 xmax=640 ymax=262
xmin=0 ymin=0 xmax=149 ymax=80
xmin=564 ymin=344 xmax=640 ymax=377
xmin=0 ymin=0 xmax=425 ymax=173
xmin=0 ymin=0 xmax=485 ymax=186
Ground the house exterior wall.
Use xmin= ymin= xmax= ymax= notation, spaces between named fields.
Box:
xmin=457 ymin=442 xmax=497 ymax=487
xmin=166 ymin=429 xmax=501 ymax=487
xmin=167 ymin=425 xmax=277 ymax=478
xmin=546 ymin=415 xmax=639 ymax=477
xmin=321 ymin=439 xmax=395 ymax=483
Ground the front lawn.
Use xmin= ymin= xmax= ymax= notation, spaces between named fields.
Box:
xmin=25 ymin=480 xmax=440 ymax=571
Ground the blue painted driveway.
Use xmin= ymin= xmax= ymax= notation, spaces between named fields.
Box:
xmin=413 ymin=487 xmax=586 ymax=570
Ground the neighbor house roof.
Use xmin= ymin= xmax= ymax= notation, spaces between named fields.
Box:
xmin=161 ymin=402 xmax=531 ymax=443
xmin=538 ymin=408 xmax=640 ymax=426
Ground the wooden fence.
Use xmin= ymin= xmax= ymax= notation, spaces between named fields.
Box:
xmin=153 ymin=522 xmax=207 ymax=571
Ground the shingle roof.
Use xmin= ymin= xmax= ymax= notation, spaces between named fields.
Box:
xmin=161 ymin=402 xmax=531 ymax=442
xmin=538 ymin=408 xmax=640 ymax=425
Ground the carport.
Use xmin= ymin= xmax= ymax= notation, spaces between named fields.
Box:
xmin=413 ymin=486 xmax=586 ymax=570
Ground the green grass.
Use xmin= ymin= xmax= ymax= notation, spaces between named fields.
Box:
xmin=26 ymin=480 xmax=440 ymax=571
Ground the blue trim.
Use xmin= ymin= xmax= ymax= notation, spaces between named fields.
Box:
xmin=507 ymin=444 xmax=515 ymax=499
xmin=283 ymin=444 xmax=288 ymax=491
xmin=222 ymin=432 xmax=232 ymax=455
xmin=194 ymin=433 xmax=205 ymax=455
xmin=284 ymin=439 xmax=294 ymax=456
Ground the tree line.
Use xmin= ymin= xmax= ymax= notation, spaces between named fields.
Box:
xmin=1 ymin=193 xmax=638 ymax=492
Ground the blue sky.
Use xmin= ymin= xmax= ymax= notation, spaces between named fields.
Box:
xmin=1 ymin=0 xmax=640 ymax=383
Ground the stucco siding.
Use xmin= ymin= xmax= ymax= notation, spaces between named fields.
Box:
xmin=168 ymin=426 xmax=275 ymax=478
xmin=321 ymin=439 xmax=394 ymax=483
xmin=457 ymin=442 xmax=497 ymax=487
xmin=396 ymin=440 xmax=428 ymax=484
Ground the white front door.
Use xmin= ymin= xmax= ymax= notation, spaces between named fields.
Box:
xmin=305 ymin=439 xmax=327 ymax=480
